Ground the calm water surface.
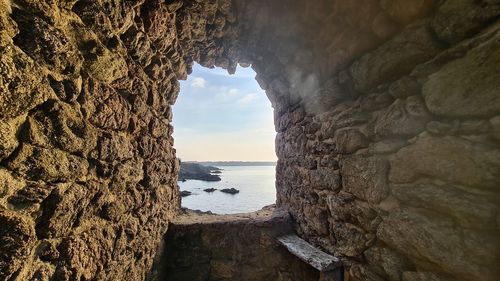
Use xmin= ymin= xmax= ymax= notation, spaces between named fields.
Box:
xmin=178 ymin=166 xmax=276 ymax=214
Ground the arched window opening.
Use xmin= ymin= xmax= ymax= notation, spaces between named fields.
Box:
xmin=172 ymin=63 xmax=277 ymax=214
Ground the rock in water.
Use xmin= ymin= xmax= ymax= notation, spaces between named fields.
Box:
xmin=221 ymin=188 xmax=239 ymax=194
xmin=180 ymin=191 xmax=192 ymax=197
xmin=204 ymin=188 xmax=217 ymax=193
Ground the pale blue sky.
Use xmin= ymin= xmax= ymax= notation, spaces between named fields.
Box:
xmin=172 ymin=63 xmax=277 ymax=161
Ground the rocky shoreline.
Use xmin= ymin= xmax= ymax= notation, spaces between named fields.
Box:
xmin=178 ymin=162 xmax=222 ymax=181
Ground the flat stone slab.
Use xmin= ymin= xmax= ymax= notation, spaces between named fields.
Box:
xmin=277 ymin=234 xmax=341 ymax=272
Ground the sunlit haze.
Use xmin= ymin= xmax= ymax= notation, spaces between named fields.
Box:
xmin=172 ymin=63 xmax=277 ymax=161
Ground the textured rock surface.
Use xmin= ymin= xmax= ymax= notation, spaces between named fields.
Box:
xmin=153 ymin=207 xmax=319 ymax=281
xmin=1 ymin=0 xmax=499 ymax=280
xmin=271 ymin=2 xmax=500 ymax=281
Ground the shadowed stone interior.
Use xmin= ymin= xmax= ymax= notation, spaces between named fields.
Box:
xmin=0 ymin=0 xmax=499 ymax=280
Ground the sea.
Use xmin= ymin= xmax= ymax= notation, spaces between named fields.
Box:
xmin=178 ymin=165 xmax=276 ymax=214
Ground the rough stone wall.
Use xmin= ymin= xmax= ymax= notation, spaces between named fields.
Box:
xmin=1 ymin=0 xmax=500 ymax=281
xmin=265 ymin=2 xmax=500 ymax=281
xmin=153 ymin=207 xmax=319 ymax=281
xmin=0 ymin=0 xmax=240 ymax=280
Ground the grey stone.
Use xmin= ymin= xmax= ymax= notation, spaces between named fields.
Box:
xmin=369 ymin=139 xmax=407 ymax=154
xmin=458 ymin=120 xmax=491 ymax=135
xmin=378 ymin=210 xmax=499 ymax=281
xmin=340 ymin=155 xmax=389 ymax=203
xmin=351 ymin=22 xmax=443 ymax=93
xmin=374 ymin=96 xmax=431 ymax=137
xmin=389 ymin=135 xmax=500 ymax=189
xmin=402 ymin=271 xmax=458 ymax=281
xmin=490 ymin=115 xmax=500 ymax=141
xmin=330 ymin=128 xmax=369 ymax=154
xmin=431 ymin=0 xmax=500 ymax=44
xmin=348 ymin=264 xmax=387 ymax=281
xmin=388 ymin=76 xmax=421 ymax=99
xmin=319 ymin=103 xmax=371 ymax=138
xmin=364 ymin=245 xmax=412 ymax=281
xmin=392 ymin=181 xmax=498 ymax=228
xmin=310 ymin=167 xmax=341 ymax=191
xmin=277 ymin=234 xmax=341 ymax=271
xmin=426 ymin=121 xmax=459 ymax=135
xmin=331 ymin=222 xmax=370 ymax=257
xmin=422 ymin=35 xmax=500 ymax=117
xmin=326 ymin=192 xmax=379 ymax=231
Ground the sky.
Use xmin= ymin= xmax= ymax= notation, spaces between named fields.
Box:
xmin=172 ymin=63 xmax=277 ymax=161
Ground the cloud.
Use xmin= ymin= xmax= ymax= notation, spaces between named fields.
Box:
xmin=238 ymin=93 xmax=257 ymax=104
xmin=191 ymin=77 xmax=206 ymax=88
xmin=227 ymin=88 xmax=239 ymax=96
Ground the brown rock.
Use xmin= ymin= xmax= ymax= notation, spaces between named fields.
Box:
xmin=0 ymin=168 xmax=25 ymax=208
xmin=36 ymin=183 xmax=96 ymax=238
xmin=12 ymin=9 xmax=83 ymax=75
xmin=83 ymin=44 xmax=128 ymax=84
xmin=0 ymin=45 xmax=50 ymax=119
xmin=490 ymin=115 xmax=500 ymax=141
xmin=0 ymin=210 xmax=36 ymax=280
xmin=0 ymin=115 xmax=24 ymax=161
xmin=22 ymin=101 xmax=97 ymax=155
xmin=381 ymin=0 xmax=435 ymax=24
xmin=8 ymin=183 xmax=53 ymax=206
xmin=0 ymin=1 xmax=498 ymax=280
xmin=6 ymin=144 xmax=89 ymax=182
xmin=91 ymin=132 xmax=134 ymax=162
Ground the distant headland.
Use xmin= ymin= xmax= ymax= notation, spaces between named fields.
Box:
xmin=178 ymin=161 xmax=276 ymax=182
xmin=178 ymin=162 xmax=222 ymax=182
xmin=194 ymin=161 xmax=277 ymax=166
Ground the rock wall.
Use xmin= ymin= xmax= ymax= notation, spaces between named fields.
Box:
xmin=265 ymin=2 xmax=500 ymax=281
xmin=0 ymin=0 xmax=241 ymax=280
xmin=152 ymin=207 xmax=319 ymax=281
xmin=1 ymin=0 xmax=499 ymax=280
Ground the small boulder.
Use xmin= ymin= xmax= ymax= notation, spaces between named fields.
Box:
xmin=203 ymin=188 xmax=217 ymax=193
xmin=221 ymin=188 xmax=239 ymax=194
xmin=180 ymin=191 xmax=192 ymax=197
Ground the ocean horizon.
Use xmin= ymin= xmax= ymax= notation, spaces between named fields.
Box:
xmin=178 ymin=165 xmax=276 ymax=214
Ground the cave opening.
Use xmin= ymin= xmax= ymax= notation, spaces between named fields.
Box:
xmin=172 ymin=63 xmax=277 ymax=214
